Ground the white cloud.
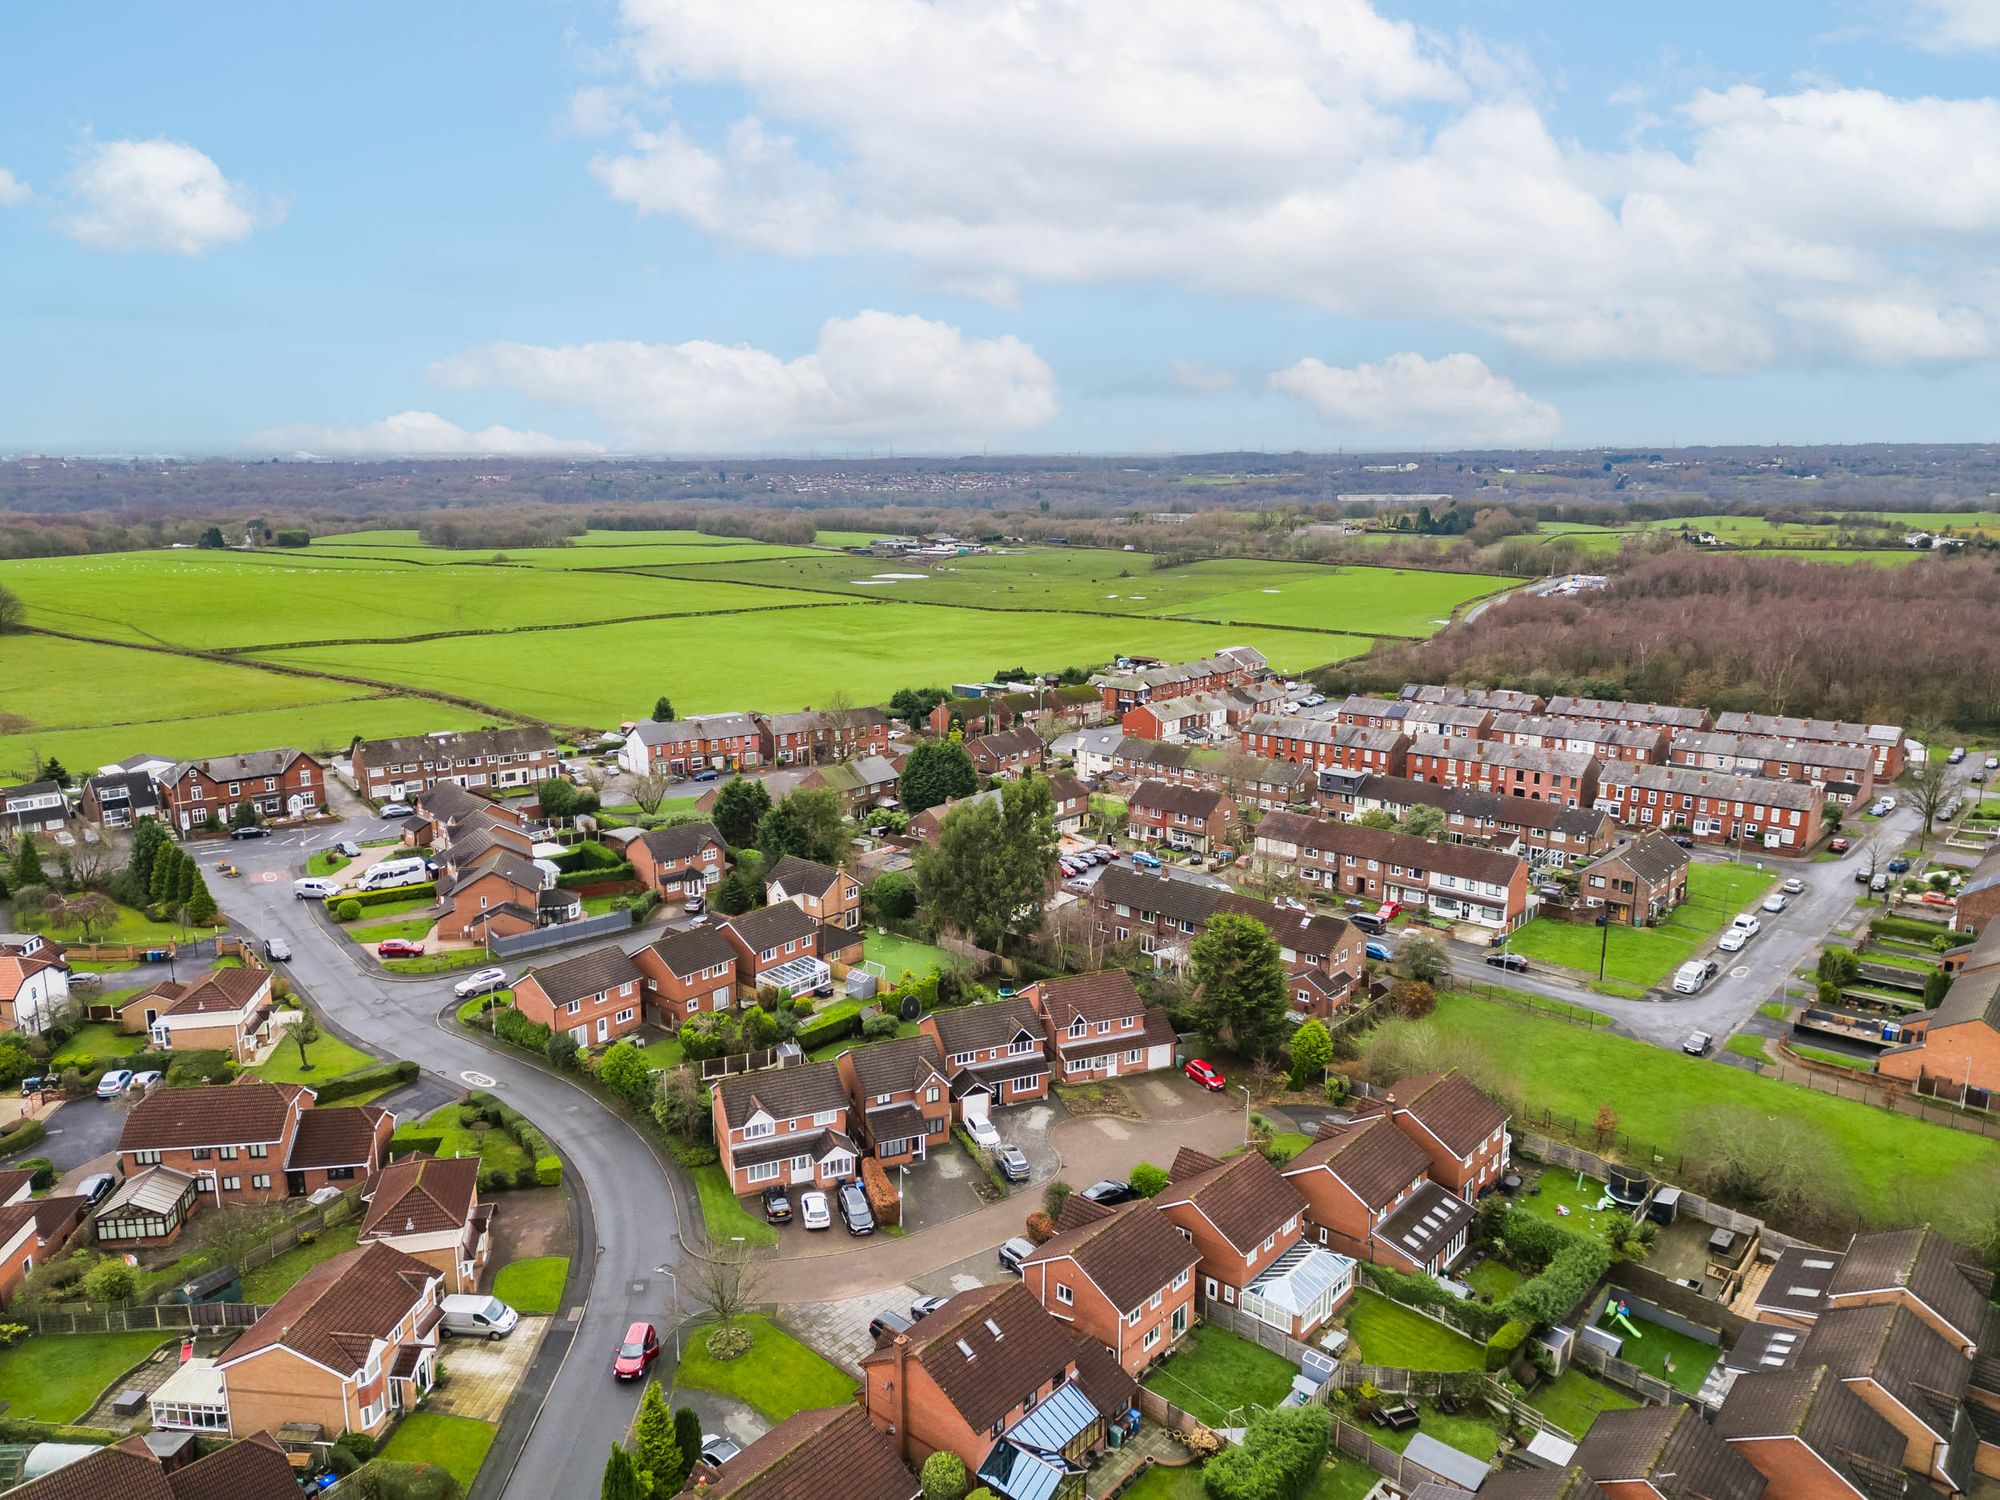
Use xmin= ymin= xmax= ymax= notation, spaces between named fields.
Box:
xmin=1171 ymin=358 xmax=1237 ymax=392
xmin=1908 ymin=0 xmax=2000 ymax=51
xmin=244 ymin=411 xmax=604 ymax=458
xmin=429 ymin=310 xmax=1057 ymax=450
xmin=584 ymin=0 xmax=2000 ymax=372
xmin=0 ymin=169 xmax=28 ymax=206
xmin=60 ymin=138 xmax=278 ymax=255
xmin=1270 ymin=352 xmax=1561 ymax=447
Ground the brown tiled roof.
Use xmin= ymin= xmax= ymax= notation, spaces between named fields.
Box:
xmin=1021 ymin=1200 xmax=1200 ymax=1314
xmin=1714 ymin=1368 xmax=1909 ymax=1498
xmin=1091 ymin=864 xmax=1224 ymax=928
xmin=222 ymin=1242 xmax=437 ymax=1377
xmin=120 ymin=1078 xmax=302 ymax=1152
xmin=164 ymin=1431 xmax=301 ymax=1500
xmin=1798 ymin=1303 xmax=1970 ymax=1434
xmin=1378 ymin=1071 xmax=1508 ymax=1156
xmin=1158 ymin=1146 xmax=1307 ymax=1255
xmin=860 ymin=1282 xmax=1131 ymax=1434
xmin=704 ymin=1403 xmax=919 ymax=1500
xmin=1616 ymin=762 xmax=1822 ymax=814
xmin=440 ymin=845 xmax=542 ymax=897
xmin=1130 ymin=778 xmax=1228 ymax=820
xmin=718 ymin=1059 xmax=850 ymax=1129
xmin=973 ymin=726 xmax=1042 ymax=760
xmin=519 ymin=944 xmax=643 ymax=1007
xmin=1256 ymin=812 xmax=1525 ymax=888
xmin=164 ymin=748 xmax=313 ymax=785
xmin=722 ymin=901 xmax=821 ymax=954
xmin=767 ymin=854 xmax=843 ymax=898
xmin=1574 ymin=1406 xmax=1767 ymax=1500
xmin=286 ymin=1106 xmax=389 ymax=1172
xmin=927 ymin=994 xmax=1046 ymax=1055
xmin=1034 ymin=970 xmax=1145 ymax=1028
xmin=844 ymin=1033 xmax=948 ymax=1099
xmin=1481 ymin=1469 xmax=1609 ymax=1500
xmin=161 ymin=966 xmax=269 ymax=1018
xmin=361 ymin=1155 xmax=480 ymax=1238
xmin=1829 ymin=1226 xmax=1991 ymax=1346
xmin=6 ymin=1440 xmax=168 ymax=1500
xmin=1055 ymin=1008 xmax=1176 ymax=1061
xmin=635 ymin=821 xmax=724 ymax=862
xmin=1284 ymin=1115 xmax=1430 ymax=1208
xmin=644 ymin=925 xmax=737 ymax=978
xmin=0 ymin=1168 xmax=35 ymax=1203
xmin=731 ymin=1127 xmax=856 ymax=1170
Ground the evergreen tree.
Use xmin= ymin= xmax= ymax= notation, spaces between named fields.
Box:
xmin=670 ymin=1408 xmax=703 ymax=1492
xmin=150 ymin=844 xmax=180 ymax=906
xmin=1189 ymin=912 xmax=1290 ymax=1063
xmin=173 ymin=852 xmax=197 ymax=906
xmin=631 ymin=1382 xmax=681 ymax=1495
xmin=899 ymin=740 xmax=977 ymax=814
xmin=652 ymin=696 xmax=675 ymax=722
xmin=128 ymin=817 xmax=165 ymax=892
xmin=10 ymin=837 xmax=45 ymax=892
xmin=600 ymin=1443 xmax=644 ymax=1500
xmin=186 ymin=882 xmax=218 ymax=929
xmin=755 ymin=788 xmax=847 ymax=865
xmin=1287 ymin=1018 xmax=1333 ymax=1090
xmin=711 ymin=777 xmax=772 ymax=847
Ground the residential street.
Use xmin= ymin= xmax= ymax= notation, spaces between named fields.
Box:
xmin=191 ymin=818 xmax=694 ymax=1500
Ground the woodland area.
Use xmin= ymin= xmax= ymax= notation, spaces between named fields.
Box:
xmin=1318 ymin=553 xmax=2000 ymax=731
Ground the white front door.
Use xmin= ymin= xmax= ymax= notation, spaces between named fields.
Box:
xmin=596 ymin=1016 xmax=609 ymax=1043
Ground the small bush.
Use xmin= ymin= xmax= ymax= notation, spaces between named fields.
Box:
xmin=1486 ymin=1319 xmax=1529 ymax=1371
xmin=17 ymin=1158 xmax=53 ymax=1192
xmin=861 ymin=1012 xmax=899 ymax=1042
xmin=494 ymin=1007 xmax=551 ymax=1051
xmin=860 ymin=1156 xmax=901 ymax=1227
xmin=342 ymin=1432 xmax=378 ymax=1462
xmin=391 ymin=1131 xmax=447 ymax=1157
xmin=670 ymin=1140 xmax=719 ymax=1169
xmin=314 ymin=1060 xmax=417 ymax=1103
xmin=535 ymin=1154 xmax=562 ymax=1186
xmin=1129 ymin=1162 xmax=1169 ymax=1197
xmin=0 ymin=1118 xmax=47 ymax=1156
xmin=1201 ymin=1404 xmax=1330 ymax=1500
xmin=335 ymin=899 xmax=362 ymax=922
xmin=1024 ymin=1211 xmax=1055 ymax=1244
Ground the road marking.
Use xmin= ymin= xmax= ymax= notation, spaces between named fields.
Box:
xmin=1730 ymin=965 xmax=1751 ymax=978
xmin=256 ymin=871 xmax=280 ymax=883
xmin=460 ymin=1070 xmax=497 ymax=1088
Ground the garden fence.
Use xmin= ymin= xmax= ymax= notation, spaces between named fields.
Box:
xmin=125 ymin=1184 xmax=365 ymax=1308
xmin=1568 ymin=1339 xmax=1692 ymax=1408
xmin=699 ymin=1047 xmax=804 ymax=1083
xmin=1199 ymin=1298 xmax=1322 ymax=1365
xmin=489 ymin=910 xmax=633 ymax=959
xmin=22 ymin=1300 xmax=271 ymax=1337
xmin=1331 ymin=1416 xmax=1457 ymax=1489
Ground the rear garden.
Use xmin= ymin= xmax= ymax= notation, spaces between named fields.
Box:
xmin=0 ymin=1330 xmax=174 ymax=1422
xmin=1142 ymin=1323 xmax=1299 ymax=1428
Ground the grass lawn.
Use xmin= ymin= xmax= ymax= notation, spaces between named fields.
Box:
xmin=1598 ymin=1309 xmax=1720 ymax=1395
xmin=351 ymin=915 xmax=438 ymax=943
xmin=1122 ymin=1467 xmax=1208 ymax=1500
xmin=1374 ymin=1403 xmax=1503 ymax=1460
xmin=0 ymin=1331 xmax=174 ymax=1421
xmin=1506 ymin=862 xmax=1777 ymax=988
xmin=694 ymin=1164 xmax=778 ymax=1247
xmin=1757 ymin=1001 xmax=1791 ymax=1020
xmin=1304 ymin=1463 xmax=1386 ymax=1500
xmin=253 ymin=1028 xmax=377 ymax=1085
xmin=49 ymin=1022 xmax=146 ymax=1065
xmin=240 ymin=1222 xmax=362 ymax=1303
xmin=1791 ymin=1043 xmax=1876 ymax=1072
xmin=863 ymin=931 xmax=963 ymax=983
xmin=1427 ymin=990 xmax=1999 ymax=1226
xmin=306 ymin=850 xmax=350 ymax=876
xmin=377 ymin=1411 xmax=497 ymax=1494
xmin=1345 ymin=1290 xmax=1483 ymax=1372
xmin=1515 ymin=1169 xmax=1622 ymax=1234
xmin=1465 ymin=1259 xmax=1523 ymax=1299
xmin=1265 ymin=1131 xmax=1313 ymax=1163
xmin=1725 ymin=1034 xmax=1770 ymax=1061
xmin=382 ymin=949 xmax=497 ymax=974
xmin=675 ymin=1315 xmax=857 ymax=1421
xmin=1527 ymin=1368 xmax=1639 ymax=1436
xmin=492 ymin=1255 xmax=568 ymax=1315
xmin=38 ymin=901 xmax=223 ymax=947
xmin=395 ymin=1103 xmax=531 ymax=1175
xmin=1142 ymin=1323 xmax=1299 ymax=1428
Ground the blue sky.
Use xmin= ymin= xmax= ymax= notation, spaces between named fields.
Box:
xmin=4 ymin=0 xmax=2000 ymax=455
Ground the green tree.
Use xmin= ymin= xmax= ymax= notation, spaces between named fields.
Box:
xmin=710 ymin=868 xmax=763 ymax=916
xmin=888 ymin=685 xmax=949 ymax=727
xmin=1924 ymin=969 xmax=1954 ymax=1007
xmin=229 ymin=799 xmax=262 ymax=829
xmin=36 ymin=757 xmax=66 ymax=785
xmin=1129 ymin=1162 xmax=1169 ymax=1197
xmin=288 ymin=1011 xmax=322 ymax=1071
xmin=600 ymin=1443 xmax=644 ymax=1500
xmin=1288 ymin=1018 xmax=1333 ymax=1090
xmin=10 ymin=837 xmax=44 ymax=892
xmin=173 ymin=851 xmax=197 ymax=906
xmin=537 ymin=777 xmax=584 ymax=819
xmin=598 ymin=1041 xmax=654 ymax=1112
xmin=1354 ymin=809 xmax=1398 ymax=830
xmin=916 ymin=774 xmax=1057 ymax=949
xmin=1908 ymin=745 xmax=1954 ymax=848
xmin=1189 ymin=912 xmax=1289 ymax=1062
xmin=546 ymin=1032 xmax=580 ymax=1069
xmin=0 ymin=583 xmax=22 ymax=632
xmin=921 ymin=1451 xmax=970 ymax=1500
xmin=711 ymin=777 xmax=773 ymax=847
xmin=652 ymin=696 xmax=675 ymax=722
xmin=866 ymin=870 xmax=917 ymax=921
xmin=197 ymin=525 xmax=227 ymax=549
xmin=670 ymin=1408 xmax=703 ymax=1492
xmin=1395 ymin=934 xmax=1452 ymax=985
xmin=185 ymin=881 xmax=218 ymax=929
xmin=631 ymin=1381 xmax=682 ymax=1495
xmin=127 ymin=817 xmax=166 ymax=894
xmin=1400 ymin=803 xmax=1445 ymax=839
xmin=82 ymin=1258 xmax=138 ymax=1304
xmin=756 ymin=788 xmax=847 ymax=865
xmin=149 ymin=843 xmax=181 ymax=905
xmin=899 ymin=740 xmax=978 ymax=814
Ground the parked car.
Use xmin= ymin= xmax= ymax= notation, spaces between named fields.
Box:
xmin=1781 ymin=877 xmax=1805 ymax=895
xmin=1730 ymin=913 xmax=1762 ymax=937
xmin=1987 ymin=755 xmax=1999 ymax=770
xmin=1702 ymin=958 xmax=1720 ymax=980
xmin=693 ymin=769 xmax=721 ymax=782
xmin=699 ymin=1436 xmax=742 ymax=1472
xmin=1672 ymin=961 xmax=1709 ymax=995
xmin=1081 ymin=1179 xmax=1138 ymax=1206
xmin=911 ymin=1294 xmax=950 ymax=1320
xmin=868 ymin=1309 xmax=911 ymax=1342
xmin=1948 ymin=747 xmax=1966 ymax=764
xmin=1363 ymin=939 xmax=1394 ymax=963
xmin=1184 ymin=1058 xmax=1226 ymax=1091
xmin=377 ymin=938 xmax=425 ymax=958
xmin=379 ymin=802 xmax=414 ymax=817
xmin=1854 ymin=866 xmax=1876 ymax=885
xmin=229 ymin=824 xmax=270 ymax=840
xmin=1350 ymin=912 xmax=1387 ymax=936
xmin=1870 ymin=872 xmax=1890 ymax=893
xmin=799 ymin=1189 xmax=831 ymax=1231
xmin=998 ymin=1236 xmax=1037 ymax=1275
xmin=684 ymin=893 xmax=705 ymax=915
xmin=1681 ymin=1031 xmax=1714 ymax=1057
xmin=1131 ymin=850 xmax=1161 ymax=870
xmin=1717 ymin=928 xmax=1747 ymax=953
xmin=1485 ymin=951 xmax=1530 ymax=973
xmin=96 ymin=1070 xmax=134 ymax=1099
xmin=759 ymin=1185 xmax=793 ymax=1224
xmin=838 ymin=1179 xmax=875 ymax=1235
xmin=78 ymin=1172 xmax=116 ymax=1206
xmin=1921 ymin=891 xmax=1956 ymax=906
xmin=1887 ymin=857 xmax=1910 ymax=873
xmin=264 ymin=937 xmax=292 ymax=962
xmin=965 ymin=1116 xmax=1002 ymax=1150
xmin=1828 ymin=837 xmax=1851 ymax=853
xmin=613 ymin=1322 xmax=661 ymax=1380
xmin=130 ymin=1070 xmax=163 ymax=1091
xmin=453 ymin=967 xmax=508 ymax=999
xmin=18 ymin=1076 xmax=43 ymax=1097
xmin=1762 ymin=892 xmax=1788 ymax=913
xmin=996 ymin=1144 xmax=1031 ymax=1183
xmin=1671 ymin=835 xmax=1696 ymax=849
xmin=441 ymin=1294 xmax=519 ymax=1340
xmin=293 ymin=876 xmax=341 ymax=899
xmin=335 ymin=839 xmax=362 ymax=857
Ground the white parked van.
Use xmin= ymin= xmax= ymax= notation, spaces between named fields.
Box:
xmin=1672 ymin=960 xmax=1709 ymax=995
xmin=293 ymin=877 xmax=341 ymax=900
xmin=356 ymin=857 xmax=429 ymax=892
xmin=440 ymin=1293 xmax=519 ymax=1340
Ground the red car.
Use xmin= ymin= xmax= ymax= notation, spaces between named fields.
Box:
xmin=1921 ymin=891 xmax=1956 ymax=906
xmin=376 ymin=938 xmax=425 ymax=958
xmin=1184 ymin=1058 xmax=1226 ymax=1092
xmin=613 ymin=1321 xmax=660 ymax=1380
xmin=1828 ymin=837 xmax=1851 ymax=853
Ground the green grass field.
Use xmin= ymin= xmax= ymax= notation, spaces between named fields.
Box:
xmin=0 ymin=1332 xmax=173 ymax=1421
xmin=1141 ymin=1323 xmax=1299 ymax=1427
xmin=1506 ymin=862 xmax=1777 ymax=987
xmin=50 ymin=1021 xmax=147 ymax=1065
xmin=1598 ymin=1310 xmax=1720 ymax=1394
xmin=674 ymin=1314 xmax=858 ymax=1421
xmin=1346 ymin=1290 xmax=1484 ymax=1371
xmin=1527 ymin=1368 xmax=1637 ymax=1435
xmin=376 ymin=1411 xmax=497 ymax=1493
xmin=492 ymin=1255 xmax=569 ymax=1315
xmin=1427 ymin=990 xmax=1999 ymax=1225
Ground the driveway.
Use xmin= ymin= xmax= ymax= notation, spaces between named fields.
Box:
xmin=40 ymin=1094 xmax=133 ymax=1172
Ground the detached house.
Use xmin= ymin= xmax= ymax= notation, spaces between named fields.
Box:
xmin=1357 ymin=1070 xmax=1511 ymax=1201
xmin=836 ymin=1033 xmax=953 ymax=1165
xmin=350 ymin=727 xmax=558 ymax=801
xmin=127 ymin=966 xmax=279 ymax=1063
xmin=0 ymin=932 xmax=68 ymax=1035
xmin=1713 ymin=1368 xmax=1912 ymax=1500
xmin=1127 ymin=779 xmax=1235 ymax=854
xmin=698 ymin=1404 xmax=919 ymax=1500
xmin=1048 ymin=772 xmax=1090 ymax=833
xmin=437 ymin=843 xmax=553 ymax=943
xmin=1155 ymin=1145 xmax=1354 ymax=1339
xmin=8 ymin=1431 xmax=302 ymax=1500
xmin=622 ymin=822 xmax=726 ymax=904
xmin=0 ymin=782 xmax=68 ymax=836
xmin=712 ymin=1061 xmax=857 ymax=1195
xmin=155 ymin=749 xmax=324 ymax=834
xmin=358 ymin=1154 xmax=491 ymax=1294
xmin=1026 ymin=971 xmax=1176 ymax=1083
xmin=632 ymin=926 xmax=738 ymax=1025
xmin=717 ymin=902 xmax=825 ymax=996
xmin=511 ymin=945 xmax=645 ymax=1048
xmin=921 ymin=993 xmax=1052 ymax=1127
xmin=767 ymin=854 xmax=862 ymax=930
xmin=1019 ymin=1197 xmax=1200 ymax=1377
xmin=1281 ymin=1115 xmax=1473 ymax=1275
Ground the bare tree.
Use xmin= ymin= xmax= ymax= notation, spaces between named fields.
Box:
xmin=628 ymin=767 xmax=673 ymax=817
xmin=52 ymin=892 xmax=117 ymax=944
xmin=64 ymin=839 xmax=111 ymax=891
xmin=0 ymin=584 xmax=22 ymax=633
xmin=822 ymin=690 xmax=860 ymax=764
xmin=1906 ymin=743 xmax=1955 ymax=849
xmin=186 ymin=1201 xmax=293 ymax=1277
xmin=685 ymin=1241 xmax=764 ymax=1330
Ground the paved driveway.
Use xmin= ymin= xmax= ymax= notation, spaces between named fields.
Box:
xmin=41 ymin=1094 xmax=133 ymax=1172
xmin=431 ymin=1318 xmax=550 ymax=1421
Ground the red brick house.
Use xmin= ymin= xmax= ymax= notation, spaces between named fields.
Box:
xmin=1026 ymin=971 xmax=1177 ymax=1082
xmin=1239 ymin=716 xmax=1411 ymax=777
xmin=1019 ymin=1197 xmax=1199 ymax=1376
xmin=1405 ymin=733 xmax=1601 ymax=809
xmin=756 ymin=708 xmax=892 ymax=766
xmin=1669 ymin=731 xmax=1874 ymax=801
xmin=1712 ymin=712 xmax=1905 ymax=780
xmin=1119 ymin=694 xmax=1233 ymax=743
xmin=1713 ymin=1368 xmax=1911 ymax=1500
xmin=129 ymin=965 xmax=280 ymax=1063
xmin=350 ymin=727 xmax=557 ymax=802
xmin=766 ymin=855 xmax=862 ymax=930
xmin=1546 ymin=696 xmax=1715 ymax=738
xmin=1401 ymin=703 xmax=1493 ymax=739
xmin=0 ymin=933 xmax=69 ymax=1036
xmin=1357 ymin=1070 xmax=1510 ymax=1201
xmin=358 ymin=1154 xmax=491 ymax=1294
xmin=156 ymin=749 xmax=325 ymax=834
xmin=1406 ymin=684 xmax=1546 ymax=715
xmin=712 ymin=1061 xmax=857 ymax=1194
xmin=1155 ymin=1145 xmax=1355 ymax=1339
xmin=968 ymin=725 xmax=1043 ymax=776
xmin=512 ymin=945 xmax=646 ymax=1047
xmin=1048 ymin=771 xmax=1090 ymax=834
xmin=717 ymin=902 xmax=824 ymax=994
xmin=1316 ymin=774 xmax=1615 ymax=870
xmin=836 ymin=1033 xmax=952 ymax=1165
xmin=1488 ymin=713 xmax=1669 ymax=766
xmin=632 ymin=926 xmax=738 ymax=1025
xmin=698 ymin=1405 xmax=919 ymax=1500
xmin=438 ymin=846 xmax=550 ymax=942
xmin=861 ymin=1282 xmax=1136 ymax=1487
xmin=1251 ymin=811 xmax=1534 ymax=930
xmin=622 ymin=822 xmax=726 ymax=903
xmin=1335 ymin=695 xmax=1411 ymax=729
xmin=117 ymin=1080 xmax=391 ymax=1212
xmin=405 ymin=780 xmax=531 ymax=849
xmin=1578 ymin=832 xmax=1690 ymax=926
xmin=619 ymin=713 xmax=763 ymax=777
xmin=1597 ymin=763 xmax=1826 ymax=852
xmin=920 ymin=993 xmax=1052 ymax=1125
xmin=1126 ymin=779 xmax=1235 ymax=854
xmin=1280 ymin=1115 xmax=1473 ymax=1275
xmin=1575 ymin=1405 xmax=1767 ymax=1500
xmin=78 ymin=770 xmax=161 ymax=829
xmin=1093 ymin=647 xmax=1268 ymax=715
xmin=0 ymin=1194 xmax=89 ymax=1306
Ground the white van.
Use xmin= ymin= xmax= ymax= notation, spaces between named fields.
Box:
xmin=356 ymin=857 xmax=429 ymax=892
xmin=293 ymin=877 xmax=341 ymax=900
xmin=1672 ymin=960 xmax=1709 ymax=995
xmin=439 ymin=1294 xmax=519 ymax=1340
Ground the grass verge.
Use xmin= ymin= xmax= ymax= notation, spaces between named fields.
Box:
xmin=492 ymin=1256 xmax=569 ymax=1315
xmin=693 ymin=1164 xmax=778 ymax=1247
xmin=674 ymin=1315 xmax=857 ymax=1421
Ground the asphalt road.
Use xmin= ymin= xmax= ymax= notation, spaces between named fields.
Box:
xmin=194 ymin=818 xmax=692 ymax=1500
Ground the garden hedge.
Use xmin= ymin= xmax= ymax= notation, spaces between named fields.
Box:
xmin=555 ymin=861 xmax=635 ymax=889
xmin=1200 ymin=1404 xmax=1330 ymax=1500
xmin=1490 ymin=1209 xmax=1612 ymax=1329
xmin=343 ymin=881 xmax=439 ymax=909
xmin=0 ymin=1118 xmax=47 ymax=1157
xmin=312 ymin=1059 xmax=418 ymax=1103
xmin=1485 ymin=1319 xmax=1529 ymax=1372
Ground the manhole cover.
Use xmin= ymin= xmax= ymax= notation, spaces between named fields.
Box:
xmin=630 ymin=1280 xmax=648 ymax=1294
xmin=460 ymin=1071 xmax=496 ymax=1088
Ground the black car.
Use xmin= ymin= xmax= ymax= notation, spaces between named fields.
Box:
xmin=1349 ymin=912 xmax=1387 ymax=936
xmin=1672 ymin=835 xmax=1696 ymax=849
xmin=760 ymin=1186 xmax=792 ymax=1224
xmin=867 ymin=1309 xmax=911 ymax=1342
xmin=838 ymin=1179 xmax=875 ymax=1235
xmin=693 ymin=769 xmax=721 ymax=782
xmin=1484 ymin=951 xmax=1530 ymax=973
xmin=1080 ymin=1179 xmax=1138 ymax=1206
xmin=229 ymin=825 xmax=270 ymax=840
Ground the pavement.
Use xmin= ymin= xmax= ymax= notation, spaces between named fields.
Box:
xmin=188 ymin=811 xmax=699 ymax=1500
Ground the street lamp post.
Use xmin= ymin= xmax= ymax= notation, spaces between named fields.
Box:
xmin=1236 ymin=1084 xmax=1252 ymax=1146
xmin=656 ymin=1264 xmax=680 ymax=1361
xmin=1596 ymin=911 xmax=1611 ymax=982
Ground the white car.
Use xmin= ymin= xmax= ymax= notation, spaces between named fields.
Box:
xmin=1988 ymin=756 xmax=1999 ymax=770
xmin=454 ymin=967 xmax=509 ymax=1000
xmin=799 ymin=1190 xmax=831 ymax=1231
xmin=1761 ymin=892 xmax=1788 ymax=914
xmin=1781 ymin=877 xmax=1805 ymax=895
xmin=966 ymin=1117 xmax=1002 ymax=1150
xmin=1730 ymin=913 xmax=1762 ymax=937
xmin=379 ymin=801 xmax=415 ymax=817
xmin=1717 ymin=928 xmax=1748 ymax=953
xmin=129 ymin=1070 xmax=163 ymax=1091
xmin=96 ymin=1069 xmax=135 ymax=1098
